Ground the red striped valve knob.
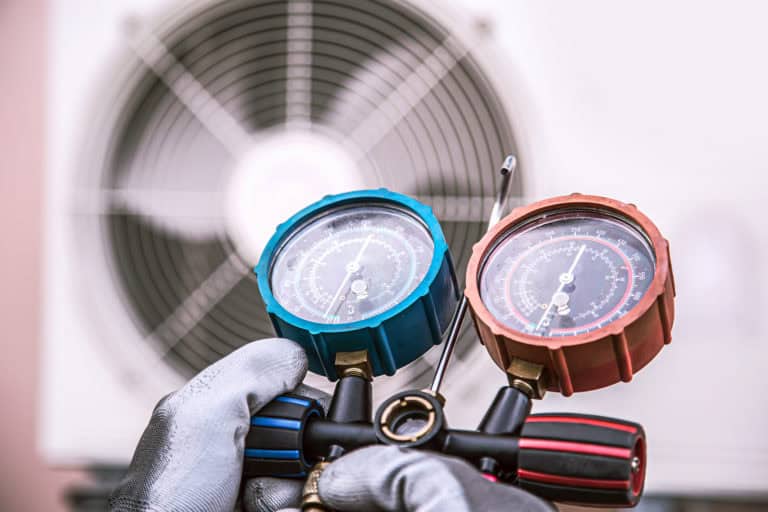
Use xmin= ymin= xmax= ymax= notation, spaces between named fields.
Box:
xmin=518 ymin=413 xmax=646 ymax=506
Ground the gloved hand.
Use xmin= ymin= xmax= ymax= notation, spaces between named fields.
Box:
xmin=110 ymin=336 xmax=551 ymax=512
xmin=249 ymin=445 xmax=553 ymax=512
xmin=109 ymin=337 xmax=329 ymax=512
xmin=313 ymin=446 xmax=554 ymax=512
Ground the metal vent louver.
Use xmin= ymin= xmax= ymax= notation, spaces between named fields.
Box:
xmin=75 ymin=0 xmax=517 ymax=394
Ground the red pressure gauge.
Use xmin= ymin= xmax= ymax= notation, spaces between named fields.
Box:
xmin=465 ymin=194 xmax=675 ymax=395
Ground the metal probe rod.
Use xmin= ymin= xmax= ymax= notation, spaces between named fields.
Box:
xmin=429 ymin=155 xmax=517 ymax=394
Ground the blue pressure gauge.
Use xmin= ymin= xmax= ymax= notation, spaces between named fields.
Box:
xmin=255 ymin=189 xmax=458 ymax=379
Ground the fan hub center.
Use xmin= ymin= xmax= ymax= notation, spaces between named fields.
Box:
xmin=226 ymin=130 xmax=365 ymax=265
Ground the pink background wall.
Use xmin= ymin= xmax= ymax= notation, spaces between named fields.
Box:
xmin=0 ymin=1 xmax=80 ymax=509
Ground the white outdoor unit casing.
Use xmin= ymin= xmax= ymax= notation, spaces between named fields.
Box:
xmin=43 ymin=0 xmax=768 ymax=494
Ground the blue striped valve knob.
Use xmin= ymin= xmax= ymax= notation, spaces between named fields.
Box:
xmin=243 ymin=394 xmax=324 ymax=478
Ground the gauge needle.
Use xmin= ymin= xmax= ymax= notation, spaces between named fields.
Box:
xmin=535 ymin=244 xmax=587 ymax=331
xmin=324 ymin=234 xmax=374 ymax=319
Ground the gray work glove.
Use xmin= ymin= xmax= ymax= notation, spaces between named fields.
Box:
xmin=315 ymin=446 xmax=554 ymax=512
xmin=109 ymin=337 xmax=329 ymax=512
xmin=110 ymin=336 xmax=550 ymax=512
xmin=250 ymin=445 xmax=553 ymax=512
xmin=316 ymin=446 xmax=554 ymax=512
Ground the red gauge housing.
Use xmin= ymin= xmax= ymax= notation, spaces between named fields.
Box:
xmin=465 ymin=194 xmax=675 ymax=395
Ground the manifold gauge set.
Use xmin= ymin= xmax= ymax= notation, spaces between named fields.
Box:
xmin=246 ymin=157 xmax=675 ymax=509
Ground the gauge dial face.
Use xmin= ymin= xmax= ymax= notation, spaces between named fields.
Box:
xmin=270 ymin=203 xmax=434 ymax=324
xmin=479 ymin=210 xmax=656 ymax=338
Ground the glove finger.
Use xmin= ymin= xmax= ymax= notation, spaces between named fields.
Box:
xmin=111 ymin=338 xmax=307 ymax=512
xmin=162 ymin=337 xmax=309 ymax=417
xmin=293 ymin=383 xmax=332 ymax=412
xmin=319 ymin=445 xmax=471 ymax=511
xmin=319 ymin=445 xmax=552 ymax=512
xmin=243 ymin=477 xmax=303 ymax=512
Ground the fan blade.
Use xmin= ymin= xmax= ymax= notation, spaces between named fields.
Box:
xmin=93 ymin=187 xmax=227 ymax=241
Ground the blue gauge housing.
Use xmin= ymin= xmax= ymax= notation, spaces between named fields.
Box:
xmin=255 ymin=189 xmax=458 ymax=380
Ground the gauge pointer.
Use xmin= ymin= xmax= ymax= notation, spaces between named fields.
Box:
xmin=535 ymin=244 xmax=586 ymax=331
xmin=324 ymin=234 xmax=374 ymax=320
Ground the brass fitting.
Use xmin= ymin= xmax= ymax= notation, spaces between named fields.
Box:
xmin=334 ymin=350 xmax=372 ymax=381
xmin=301 ymin=461 xmax=330 ymax=511
xmin=506 ymin=358 xmax=547 ymax=399
xmin=379 ymin=395 xmax=437 ymax=443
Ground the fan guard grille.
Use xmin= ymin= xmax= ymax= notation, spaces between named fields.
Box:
xmin=80 ymin=0 xmax=517 ymax=390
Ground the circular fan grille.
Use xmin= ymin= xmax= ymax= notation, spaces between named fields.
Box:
xmin=80 ymin=0 xmax=517 ymax=391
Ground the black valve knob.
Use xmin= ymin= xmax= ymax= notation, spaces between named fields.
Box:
xmin=517 ymin=413 xmax=646 ymax=507
xmin=243 ymin=394 xmax=324 ymax=478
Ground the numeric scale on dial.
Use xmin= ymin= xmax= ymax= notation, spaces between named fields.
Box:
xmin=246 ymin=156 xmax=674 ymax=510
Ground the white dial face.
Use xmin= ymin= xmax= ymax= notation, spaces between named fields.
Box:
xmin=270 ymin=203 xmax=434 ymax=324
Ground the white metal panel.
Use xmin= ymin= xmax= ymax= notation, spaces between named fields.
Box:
xmin=44 ymin=0 xmax=768 ymax=494
xmin=42 ymin=0 xmax=182 ymax=465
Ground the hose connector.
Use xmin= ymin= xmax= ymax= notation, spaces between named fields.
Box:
xmin=301 ymin=461 xmax=330 ymax=511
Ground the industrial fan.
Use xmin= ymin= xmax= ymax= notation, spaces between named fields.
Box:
xmin=69 ymin=0 xmax=517 ymax=409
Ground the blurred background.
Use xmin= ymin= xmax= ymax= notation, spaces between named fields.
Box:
xmin=2 ymin=0 xmax=768 ymax=510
